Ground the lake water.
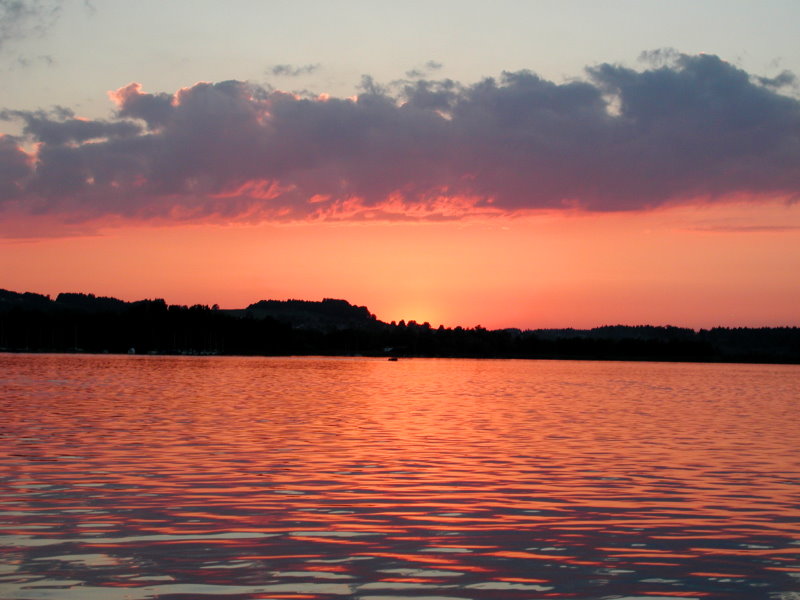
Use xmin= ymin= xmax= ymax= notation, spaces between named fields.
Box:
xmin=1 ymin=354 xmax=799 ymax=600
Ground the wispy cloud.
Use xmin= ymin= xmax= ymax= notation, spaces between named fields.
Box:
xmin=689 ymin=224 xmax=800 ymax=233
xmin=269 ymin=63 xmax=319 ymax=77
xmin=405 ymin=60 xmax=443 ymax=78
xmin=0 ymin=0 xmax=62 ymax=52
xmin=10 ymin=53 xmax=52 ymax=69
xmin=1 ymin=51 xmax=799 ymax=231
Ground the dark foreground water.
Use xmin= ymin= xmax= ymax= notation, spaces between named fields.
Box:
xmin=1 ymin=354 xmax=799 ymax=600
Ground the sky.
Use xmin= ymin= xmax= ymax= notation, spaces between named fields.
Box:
xmin=1 ymin=0 xmax=799 ymax=329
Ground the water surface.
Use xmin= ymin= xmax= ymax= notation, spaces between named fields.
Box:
xmin=1 ymin=354 xmax=799 ymax=599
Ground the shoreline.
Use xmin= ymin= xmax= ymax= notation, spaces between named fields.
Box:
xmin=3 ymin=349 xmax=798 ymax=367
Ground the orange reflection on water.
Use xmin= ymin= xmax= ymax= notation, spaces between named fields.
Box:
xmin=1 ymin=355 xmax=800 ymax=600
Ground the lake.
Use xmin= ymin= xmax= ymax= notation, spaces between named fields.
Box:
xmin=1 ymin=354 xmax=799 ymax=599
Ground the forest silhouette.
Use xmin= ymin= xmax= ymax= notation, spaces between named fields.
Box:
xmin=0 ymin=288 xmax=797 ymax=364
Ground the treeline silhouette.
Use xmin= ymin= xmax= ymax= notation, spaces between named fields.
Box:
xmin=1 ymin=288 xmax=798 ymax=364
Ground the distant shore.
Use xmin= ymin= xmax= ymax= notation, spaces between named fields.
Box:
xmin=2 ymin=288 xmax=798 ymax=365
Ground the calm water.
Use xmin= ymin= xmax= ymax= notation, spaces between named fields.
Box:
xmin=1 ymin=354 xmax=799 ymax=600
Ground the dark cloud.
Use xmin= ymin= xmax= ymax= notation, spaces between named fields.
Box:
xmin=270 ymin=63 xmax=319 ymax=77
xmin=0 ymin=134 xmax=32 ymax=198
xmin=111 ymin=82 xmax=173 ymax=129
xmin=757 ymin=70 xmax=797 ymax=90
xmin=1 ymin=51 xmax=799 ymax=227
xmin=638 ymin=47 xmax=681 ymax=67
xmin=1 ymin=107 xmax=141 ymax=144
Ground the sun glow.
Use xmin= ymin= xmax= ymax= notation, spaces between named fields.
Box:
xmin=385 ymin=303 xmax=443 ymax=327
xmin=1 ymin=200 xmax=799 ymax=330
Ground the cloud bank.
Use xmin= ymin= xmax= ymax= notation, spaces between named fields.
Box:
xmin=1 ymin=52 xmax=799 ymax=228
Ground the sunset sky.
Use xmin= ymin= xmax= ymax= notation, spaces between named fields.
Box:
xmin=1 ymin=0 xmax=799 ymax=329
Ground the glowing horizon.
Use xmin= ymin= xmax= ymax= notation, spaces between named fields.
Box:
xmin=2 ymin=200 xmax=798 ymax=331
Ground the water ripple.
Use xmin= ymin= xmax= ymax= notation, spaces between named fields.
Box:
xmin=1 ymin=354 xmax=799 ymax=599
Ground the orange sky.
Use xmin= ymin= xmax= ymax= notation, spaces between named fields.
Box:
xmin=3 ymin=201 xmax=798 ymax=330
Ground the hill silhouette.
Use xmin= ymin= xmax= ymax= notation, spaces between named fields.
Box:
xmin=0 ymin=288 xmax=798 ymax=364
xmin=245 ymin=298 xmax=377 ymax=330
